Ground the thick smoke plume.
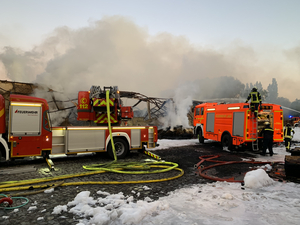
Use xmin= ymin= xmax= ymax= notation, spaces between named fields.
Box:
xmin=0 ymin=16 xmax=299 ymax=126
xmin=1 ymin=16 xmax=297 ymax=99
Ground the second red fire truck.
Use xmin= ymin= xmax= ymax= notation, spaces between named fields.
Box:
xmin=193 ymin=102 xmax=284 ymax=151
xmin=0 ymin=86 xmax=158 ymax=162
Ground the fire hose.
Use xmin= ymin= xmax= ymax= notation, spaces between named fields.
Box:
xmin=0 ymin=194 xmax=29 ymax=210
xmin=195 ymin=155 xmax=283 ymax=182
xmin=81 ymin=90 xmax=182 ymax=175
xmin=0 ymin=90 xmax=184 ymax=198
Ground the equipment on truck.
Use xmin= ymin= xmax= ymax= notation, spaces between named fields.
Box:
xmin=0 ymin=88 xmax=158 ymax=164
xmin=77 ymin=86 xmax=133 ymax=125
xmin=290 ymin=116 xmax=300 ymax=127
xmin=193 ymin=102 xmax=283 ymax=151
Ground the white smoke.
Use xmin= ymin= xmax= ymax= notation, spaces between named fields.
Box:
xmin=32 ymin=87 xmax=75 ymax=126
xmin=159 ymin=82 xmax=197 ymax=129
xmin=1 ymin=15 xmax=299 ymax=106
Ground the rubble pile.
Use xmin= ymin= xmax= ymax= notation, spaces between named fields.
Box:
xmin=158 ymin=126 xmax=194 ymax=139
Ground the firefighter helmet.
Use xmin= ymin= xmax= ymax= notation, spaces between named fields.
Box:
xmin=286 ymin=123 xmax=291 ymax=127
xmin=264 ymin=121 xmax=270 ymax=126
xmin=252 ymin=86 xmax=257 ymax=91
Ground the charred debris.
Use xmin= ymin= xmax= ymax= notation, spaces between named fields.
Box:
xmin=0 ymin=80 xmax=198 ymax=139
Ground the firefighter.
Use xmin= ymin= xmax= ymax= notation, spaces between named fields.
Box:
xmin=284 ymin=123 xmax=295 ymax=152
xmin=245 ymin=87 xmax=262 ymax=118
xmin=259 ymin=122 xmax=274 ymax=156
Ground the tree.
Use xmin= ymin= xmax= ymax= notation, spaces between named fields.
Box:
xmin=276 ymin=97 xmax=291 ymax=108
xmin=241 ymin=83 xmax=251 ymax=99
xmin=291 ymin=99 xmax=300 ymax=111
xmin=266 ymin=78 xmax=278 ymax=103
xmin=198 ymin=76 xmax=245 ymax=99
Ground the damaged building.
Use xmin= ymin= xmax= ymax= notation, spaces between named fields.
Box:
xmin=0 ymin=80 xmax=195 ymax=128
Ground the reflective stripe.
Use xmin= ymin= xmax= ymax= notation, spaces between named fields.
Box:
xmin=265 ymin=128 xmax=273 ymax=131
xmin=284 ymin=128 xmax=294 ymax=138
xmin=0 ymin=108 xmax=4 ymax=117
xmin=94 ymin=112 xmax=118 ymax=123
xmin=249 ymin=91 xmax=261 ymax=103
xmin=93 ymin=98 xmax=114 ymax=107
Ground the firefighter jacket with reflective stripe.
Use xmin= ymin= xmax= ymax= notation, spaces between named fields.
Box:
xmin=260 ymin=126 xmax=274 ymax=140
xmin=246 ymin=91 xmax=262 ymax=104
xmin=284 ymin=127 xmax=294 ymax=139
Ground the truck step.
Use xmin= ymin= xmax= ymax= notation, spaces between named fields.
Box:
xmin=46 ymin=158 xmax=55 ymax=171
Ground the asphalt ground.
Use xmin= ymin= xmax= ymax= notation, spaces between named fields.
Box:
xmin=0 ymin=140 xmax=291 ymax=225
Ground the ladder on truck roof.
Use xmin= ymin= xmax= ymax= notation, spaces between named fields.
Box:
xmin=250 ymin=113 xmax=259 ymax=151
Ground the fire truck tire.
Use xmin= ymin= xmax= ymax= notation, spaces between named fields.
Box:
xmin=108 ymin=138 xmax=129 ymax=159
xmin=221 ymin=134 xmax=233 ymax=151
xmin=0 ymin=144 xmax=5 ymax=161
xmin=198 ymin=129 xmax=205 ymax=144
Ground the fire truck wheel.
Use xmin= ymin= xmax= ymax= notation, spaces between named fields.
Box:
xmin=198 ymin=130 xmax=205 ymax=144
xmin=221 ymin=134 xmax=233 ymax=151
xmin=108 ymin=138 xmax=129 ymax=159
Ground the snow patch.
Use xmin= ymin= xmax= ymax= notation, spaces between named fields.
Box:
xmin=244 ymin=169 xmax=274 ymax=188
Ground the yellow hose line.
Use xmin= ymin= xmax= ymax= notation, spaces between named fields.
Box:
xmin=10 ymin=181 xmax=65 ymax=197
xmin=83 ymin=161 xmax=179 ymax=174
xmin=62 ymin=167 xmax=184 ymax=186
xmin=0 ymin=170 xmax=108 ymax=189
xmin=0 ymin=166 xmax=184 ymax=193
xmin=0 ymin=90 xmax=184 ymax=196
xmin=106 ymin=90 xmax=117 ymax=161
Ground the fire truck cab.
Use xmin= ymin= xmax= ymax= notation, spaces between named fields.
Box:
xmin=193 ymin=102 xmax=284 ymax=150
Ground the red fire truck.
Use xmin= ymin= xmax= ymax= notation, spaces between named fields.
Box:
xmin=193 ymin=102 xmax=284 ymax=151
xmin=290 ymin=116 xmax=300 ymax=127
xmin=0 ymin=86 xmax=158 ymax=162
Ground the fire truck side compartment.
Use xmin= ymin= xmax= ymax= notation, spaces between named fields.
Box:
xmin=10 ymin=104 xmax=41 ymax=136
xmin=206 ymin=113 xmax=215 ymax=132
xmin=131 ymin=129 xmax=141 ymax=148
xmin=52 ymin=128 xmax=66 ymax=154
xmin=66 ymin=129 xmax=106 ymax=152
xmin=233 ymin=112 xmax=244 ymax=137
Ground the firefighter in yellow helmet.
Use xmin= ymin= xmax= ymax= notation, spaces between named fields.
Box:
xmin=245 ymin=87 xmax=262 ymax=118
xmin=284 ymin=123 xmax=295 ymax=152
xmin=259 ymin=121 xmax=274 ymax=156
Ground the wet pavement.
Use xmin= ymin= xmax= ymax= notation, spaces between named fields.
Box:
xmin=0 ymin=142 xmax=272 ymax=224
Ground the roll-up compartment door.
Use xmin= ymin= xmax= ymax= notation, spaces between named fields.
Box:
xmin=66 ymin=129 xmax=105 ymax=152
xmin=206 ymin=113 xmax=215 ymax=132
xmin=233 ymin=112 xmax=244 ymax=137
xmin=131 ymin=129 xmax=141 ymax=148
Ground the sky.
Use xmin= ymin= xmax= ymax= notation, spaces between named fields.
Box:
xmin=3 ymin=129 xmax=300 ymax=224
xmin=1 ymin=0 xmax=300 ymax=101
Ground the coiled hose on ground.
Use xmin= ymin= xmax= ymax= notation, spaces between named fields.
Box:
xmin=0 ymin=90 xmax=184 ymax=207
